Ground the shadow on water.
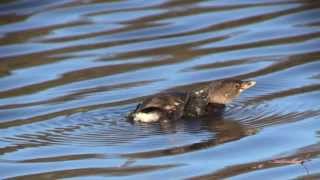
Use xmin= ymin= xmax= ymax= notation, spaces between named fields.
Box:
xmin=0 ymin=0 xmax=320 ymax=179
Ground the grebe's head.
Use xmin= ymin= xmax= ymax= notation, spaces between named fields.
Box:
xmin=207 ymin=79 xmax=256 ymax=104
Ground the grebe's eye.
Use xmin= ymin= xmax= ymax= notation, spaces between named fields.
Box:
xmin=234 ymin=83 xmax=240 ymax=89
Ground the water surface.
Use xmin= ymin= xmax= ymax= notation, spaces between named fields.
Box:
xmin=1 ymin=0 xmax=320 ymax=179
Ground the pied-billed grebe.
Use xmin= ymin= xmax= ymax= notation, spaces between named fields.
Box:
xmin=129 ymin=79 xmax=256 ymax=122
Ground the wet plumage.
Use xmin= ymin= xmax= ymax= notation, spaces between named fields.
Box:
xmin=129 ymin=92 xmax=189 ymax=122
xmin=129 ymin=79 xmax=256 ymax=122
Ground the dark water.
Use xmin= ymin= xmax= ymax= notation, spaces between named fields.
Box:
xmin=1 ymin=0 xmax=320 ymax=179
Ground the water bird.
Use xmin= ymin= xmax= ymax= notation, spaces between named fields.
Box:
xmin=129 ymin=79 xmax=256 ymax=122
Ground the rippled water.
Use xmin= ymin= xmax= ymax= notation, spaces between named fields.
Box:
xmin=1 ymin=0 xmax=320 ymax=179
